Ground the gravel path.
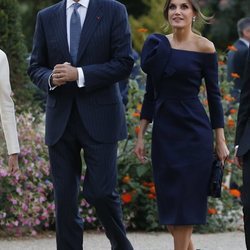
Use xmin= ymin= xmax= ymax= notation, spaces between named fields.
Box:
xmin=0 ymin=231 xmax=245 ymax=250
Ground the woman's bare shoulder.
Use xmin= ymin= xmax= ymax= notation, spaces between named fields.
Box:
xmin=195 ymin=36 xmax=216 ymax=53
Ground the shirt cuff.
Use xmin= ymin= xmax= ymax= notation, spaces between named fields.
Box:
xmin=48 ymin=74 xmax=57 ymax=91
xmin=77 ymin=67 xmax=85 ymax=88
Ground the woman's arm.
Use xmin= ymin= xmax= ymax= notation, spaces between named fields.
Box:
xmin=201 ymin=43 xmax=229 ymax=163
xmin=0 ymin=50 xmax=20 ymax=171
xmin=134 ymin=119 xmax=150 ymax=163
xmin=214 ymin=128 xmax=229 ymax=164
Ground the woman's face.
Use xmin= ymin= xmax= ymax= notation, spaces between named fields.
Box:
xmin=168 ymin=0 xmax=195 ymax=29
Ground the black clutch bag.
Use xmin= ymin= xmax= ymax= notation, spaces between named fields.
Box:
xmin=208 ymin=156 xmax=224 ymax=198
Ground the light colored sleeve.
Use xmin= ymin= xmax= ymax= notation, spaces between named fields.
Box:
xmin=48 ymin=73 xmax=57 ymax=91
xmin=77 ymin=67 xmax=85 ymax=88
xmin=0 ymin=50 xmax=20 ymax=155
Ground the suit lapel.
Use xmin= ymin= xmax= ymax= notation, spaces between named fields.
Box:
xmin=53 ymin=0 xmax=71 ymax=61
xmin=77 ymin=0 xmax=103 ymax=62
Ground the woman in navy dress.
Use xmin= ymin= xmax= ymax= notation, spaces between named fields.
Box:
xmin=134 ymin=0 xmax=229 ymax=249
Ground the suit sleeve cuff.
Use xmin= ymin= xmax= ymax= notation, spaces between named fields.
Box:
xmin=77 ymin=68 xmax=85 ymax=88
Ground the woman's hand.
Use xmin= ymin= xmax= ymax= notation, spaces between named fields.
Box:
xmin=8 ymin=154 xmax=19 ymax=174
xmin=215 ymin=128 xmax=229 ymax=165
xmin=215 ymin=141 xmax=229 ymax=165
xmin=134 ymin=138 xmax=147 ymax=164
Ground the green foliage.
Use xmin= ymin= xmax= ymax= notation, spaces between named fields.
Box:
xmin=203 ymin=0 xmax=250 ymax=48
xmin=129 ymin=0 xmax=250 ymax=51
xmin=0 ymin=113 xmax=98 ymax=236
xmin=117 ymin=80 xmax=162 ymax=231
xmin=0 ymin=0 xmax=32 ymax=111
xmin=117 ymin=50 xmax=242 ymax=232
xmin=118 ymin=0 xmax=150 ymax=18
xmin=19 ymin=0 xmax=250 ymax=53
xmin=129 ymin=0 xmax=165 ymax=52
xmin=0 ymin=53 xmax=243 ymax=234
xmin=0 ymin=0 xmax=246 ymax=234
xmin=20 ymin=0 xmax=150 ymax=51
xmin=193 ymin=51 xmax=243 ymax=233
xmin=129 ymin=0 xmax=205 ymax=52
xmin=19 ymin=0 xmax=58 ymax=51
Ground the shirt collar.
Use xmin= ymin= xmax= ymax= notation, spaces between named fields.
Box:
xmin=66 ymin=0 xmax=90 ymax=9
xmin=239 ymin=38 xmax=250 ymax=48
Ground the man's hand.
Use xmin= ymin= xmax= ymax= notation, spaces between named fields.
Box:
xmin=8 ymin=154 xmax=19 ymax=174
xmin=234 ymin=146 xmax=243 ymax=169
xmin=52 ymin=62 xmax=78 ymax=86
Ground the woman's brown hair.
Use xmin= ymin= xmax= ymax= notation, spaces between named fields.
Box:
xmin=163 ymin=0 xmax=212 ymax=34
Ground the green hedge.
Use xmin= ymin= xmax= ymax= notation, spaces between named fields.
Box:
xmin=0 ymin=51 xmax=243 ymax=236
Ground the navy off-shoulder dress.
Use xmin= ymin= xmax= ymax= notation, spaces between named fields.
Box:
xmin=140 ymin=34 xmax=224 ymax=225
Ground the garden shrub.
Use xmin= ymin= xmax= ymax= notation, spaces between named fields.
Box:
xmin=0 ymin=49 xmax=243 ymax=235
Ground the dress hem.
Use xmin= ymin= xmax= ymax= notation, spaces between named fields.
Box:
xmin=159 ymin=221 xmax=207 ymax=226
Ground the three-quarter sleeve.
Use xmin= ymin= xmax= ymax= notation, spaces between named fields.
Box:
xmin=203 ymin=53 xmax=224 ymax=129
xmin=0 ymin=50 xmax=20 ymax=155
xmin=140 ymin=75 xmax=155 ymax=122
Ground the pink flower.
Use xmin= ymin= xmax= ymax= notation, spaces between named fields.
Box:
xmin=12 ymin=221 xmax=19 ymax=227
xmin=0 ymin=213 xmax=6 ymax=219
xmin=11 ymin=199 xmax=18 ymax=205
xmin=39 ymin=215 xmax=47 ymax=221
xmin=86 ymin=216 xmax=93 ymax=223
xmin=22 ymin=203 xmax=28 ymax=212
xmin=31 ymin=230 xmax=37 ymax=236
xmin=0 ymin=168 xmax=8 ymax=177
xmin=35 ymin=219 xmax=41 ymax=225
xmin=39 ymin=196 xmax=46 ymax=203
xmin=16 ymin=187 xmax=23 ymax=195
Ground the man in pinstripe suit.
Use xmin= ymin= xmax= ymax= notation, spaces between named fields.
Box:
xmin=28 ymin=0 xmax=134 ymax=249
xmin=235 ymin=46 xmax=250 ymax=249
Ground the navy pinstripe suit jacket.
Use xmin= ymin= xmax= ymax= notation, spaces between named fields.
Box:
xmin=28 ymin=0 xmax=134 ymax=146
xmin=235 ymin=47 xmax=250 ymax=156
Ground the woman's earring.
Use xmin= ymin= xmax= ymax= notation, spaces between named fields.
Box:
xmin=192 ymin=16 xmax=196 ymax=23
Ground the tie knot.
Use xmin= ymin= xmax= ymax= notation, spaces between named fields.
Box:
xmin=73 ymin=2 xmax=81 ymax=11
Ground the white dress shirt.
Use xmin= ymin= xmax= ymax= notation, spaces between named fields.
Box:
xmin=240 ymin=38 xmax=250 ymax=48
xmin=0 ymin=49 xmax=20 ymax=155
xmin=49 ymin=0 xmax=89 ymax=90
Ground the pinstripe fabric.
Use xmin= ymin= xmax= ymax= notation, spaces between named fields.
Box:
xmin=235 ymin=47 xmax=250 ymax=250
xmin=235 ymin=46 xmax=250 ymax=156
xmin=48 ymin=106 xmax=133 ymax=249
xmin=28 ymin=1 xmax=134 ymax=249
xmin=28 ymin=0 xmax=134 ymax=146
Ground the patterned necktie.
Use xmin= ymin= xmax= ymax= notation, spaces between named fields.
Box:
xmin=70 ymin=3 xmax=81 ymax=65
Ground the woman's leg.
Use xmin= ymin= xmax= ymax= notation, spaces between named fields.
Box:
xmin=170 ymin=225 xmax=194 ymax=250
xmin=167 ymin=225 xmax=174 ymax=236
xmin=187 ymin=238 xmax=194 ymax=250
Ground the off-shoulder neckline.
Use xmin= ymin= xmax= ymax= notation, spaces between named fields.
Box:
xmin=155 ymin=33 xmax=217 ymax=55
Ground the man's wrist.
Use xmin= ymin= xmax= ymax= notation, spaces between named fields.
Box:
xmin=48 ymin=73 xmax=57 ymax=90
xmin=50 ymin=74 xmax=54 ymax=86
xmin=77 ymin=67 xmax=84 ymax=88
